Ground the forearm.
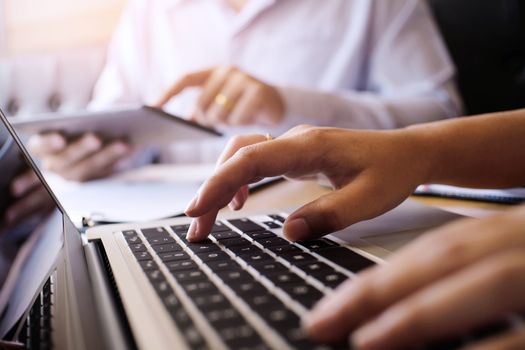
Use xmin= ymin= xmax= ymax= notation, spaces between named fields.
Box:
xmin=407 ymin=109 xmax=525 ymax=188
xmin=279 ymin=85 xmax=461 ymax=130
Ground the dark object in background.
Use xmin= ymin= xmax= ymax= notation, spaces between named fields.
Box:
xmin=429 ymin=0 xmax=525 ymax=115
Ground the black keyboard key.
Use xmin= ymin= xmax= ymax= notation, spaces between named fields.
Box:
xmin=296 ymin=261 xmax=333 ymax=275
xmin=142 ymin=227 xmax=170 ymax=237
xmin=180 ymin=325 xmax=207 ymax=349
xmin=244 ymin=293 xmax=282 ymax=314
xmin=207 ymin=259 xmax=241 ymax=272
xmin=125 ymin=235 xmax=142 ymax=244
xmin=256 ymin=236 xmax=289 ymax=248
xmin=147 ymin=236 xmax=176 ymax=245
xmin=218 ymin=237 xmax=251 ymax=248
xmin=122 ymin=229 xmax=138 ymax=237
xmin=280 ymin=283 xmax=324 ymax=309
xmin=129 ymin=243 xmax=147 ymax=252
xmin=229 ymin=279 xmax=260 ymax=297
xmin=205 ymin=306 xmax=243 ymax=327
xmin=196 ymin=251 xmax=230 ymax=262
xmin=169 ymin=305 xmax=193 ymax=328
xmin=145 ymin=269 xmax=165 ymax=283
xmin=280 ymin=251 xmax=317 ymax=265
xmin=264 ymin=221 xmax=282 ymax=229
xmin=212 ymin=230 xmax=240 ymax=240
xmin=216 ymin=269 xmax=253 ymax=283
xmin=266 ymin=271 xmax=303 ymax=286
xmin=139 ymin=260 xmax=158 ymax=271
xmin=312 ymin=271 xmax=348 ymax=289
xmin=165 ymin=260 xmax=197 ymax=271
xmin=172 ymin=270 xmax=207 ymax=282
xmin=181 ymin=280 xmax=216 ymax=296
xmin=211 ymin=221 xmax=231 ymax=232
xmin=162 ymin=292 xmax=182 ymax=311
xmin=151 ymin=243 xmax=182 ymax=253
xmin=133 ymin=251 xmax=153 ymax=261
xmin=316 ymin=247 xmax=375 ymax=273
xmin=267 ymin=244 xmax=302 ymax=255
xmin=228 ymin=218 xmax=265 ymax=232
xmin=152 ymin=280 xmax=172 ymax=296
xmin=170 ymin=224 xmax=190 ymax=235
xmin=187 ymin=240 xmax=221 ymax=254
xmin=220 ymin=324 xmax=263 ymax=349
xmin=192 ymin=292 xmax=229 ymax=311
xmin=297 ymin=239 xmax=339 ymax=251
xmin=269 ymin=214 xmax=286 ymax=223
xmin=251 ymin=261 xmax=289 ymax=275
xmin=229 ymin=244 xmax=263 ymax=256
xmin=245 ymin=231 xmax=276 ymax=240
xmin=158 ymin=251 xmax=189 ymax=262
xmin=239 ymin=252 xmax=274 ymax=264
xmin=265 ymin=307 xmax=300 ymax=329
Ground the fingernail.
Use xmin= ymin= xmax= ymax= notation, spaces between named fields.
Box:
xmin=352 ymin=318 xmax=390 ymax=350
xmin=185 ymin=196 xmax=199 ymax=214
xmin=228 ymin=197 xmax=240 ymax=211
xmin=284 ymin=218 xmax=311 ymax=241
xmin=186 ymin=219 xmax=198 ymax=241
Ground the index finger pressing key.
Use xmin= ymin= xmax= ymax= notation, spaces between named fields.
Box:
xmin=185 ymin=136 xmax=299 ymax=218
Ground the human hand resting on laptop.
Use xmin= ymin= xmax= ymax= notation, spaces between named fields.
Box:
xmin=28 ymin=132 xmax=132 ymax=182
xmin=154 ymin=66 xmax=285 ymax=127
xmin=305 ymin=205 xmax=525 ymax=349
xmin=184 ymin=110 xmax=525 ymax=242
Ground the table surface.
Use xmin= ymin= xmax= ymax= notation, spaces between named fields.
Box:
xmin=114 ymin=163 xmax=514 ymax=220
xmin=232 ymin=178 xmax=512 ymax=218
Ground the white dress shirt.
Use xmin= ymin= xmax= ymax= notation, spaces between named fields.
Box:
xmin=91 ymin=0 xmax=462 ymax=161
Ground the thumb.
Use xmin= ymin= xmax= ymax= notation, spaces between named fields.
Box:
xmin=283 ymin=178 xmax=400 ymax=241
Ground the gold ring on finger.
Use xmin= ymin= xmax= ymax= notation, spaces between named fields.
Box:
xmin=214 ymin=93 xmax=235 ymax=111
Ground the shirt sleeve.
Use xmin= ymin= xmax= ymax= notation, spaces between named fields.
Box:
xmin=278 ymin=0 xmax=463 ymax=130
xmin=88 ymin=1 xmax=146 ymax=110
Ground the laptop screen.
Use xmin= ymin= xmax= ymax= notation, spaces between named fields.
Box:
xmin=0 ymin=110 xmax=64 ymax=337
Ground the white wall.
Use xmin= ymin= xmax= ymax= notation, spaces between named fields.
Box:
xmin=0 ymin=0 xmax=7 ymax=56
xmin=4 ymin=0 xmax=127 ymax=56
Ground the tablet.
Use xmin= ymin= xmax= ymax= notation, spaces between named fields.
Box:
xmin=11 ymin=106 xmax=222 ymax=146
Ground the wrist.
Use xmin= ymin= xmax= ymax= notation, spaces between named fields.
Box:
xmin=397 ymin=124 xmax=445 ymax=185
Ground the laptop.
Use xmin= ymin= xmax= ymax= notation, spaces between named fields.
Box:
xmin=0 ymin=108 xmax=517 ymax=349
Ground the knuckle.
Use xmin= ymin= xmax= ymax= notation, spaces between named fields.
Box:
xmin=235 ymin=144 xmax=258 ymax=160
xmin=302 ymin=127 xmax=325 ymax=141
xmin=424 ymin=233 xmax=469 ymax=263
xmin=288 ymin=124 xmax=314 ymax=136
xmin=315 ymin=201 xmax=345 ymax=232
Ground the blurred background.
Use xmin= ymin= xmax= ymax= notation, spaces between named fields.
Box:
xmin=0 ymin=0 xmax=126 ymax=116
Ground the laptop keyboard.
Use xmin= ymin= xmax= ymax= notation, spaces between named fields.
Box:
xmin=119 ymin=214 xmax=520 ymax=349
xmin=121 ymin=214 xmax=372 ymax=349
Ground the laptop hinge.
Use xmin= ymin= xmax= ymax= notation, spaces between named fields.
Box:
xmin=84 ymin=240 xmax=136 ymax=350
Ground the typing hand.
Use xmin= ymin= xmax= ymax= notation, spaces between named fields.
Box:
xmin=155 ymin=66 xmax=285 ymax=126
xmin=184 ymin=125 xmax=431 ymax=242
xmin=305 ymin=206 xmax=525 ymax=349
xmin=29 ymin=132 xmax=132 ymax=182
xmin=4 ymin=170 xmax=54 ymax=226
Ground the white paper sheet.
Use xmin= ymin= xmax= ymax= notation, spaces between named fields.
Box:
xmin=44 ymin=170 xmax=206 ymax=224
